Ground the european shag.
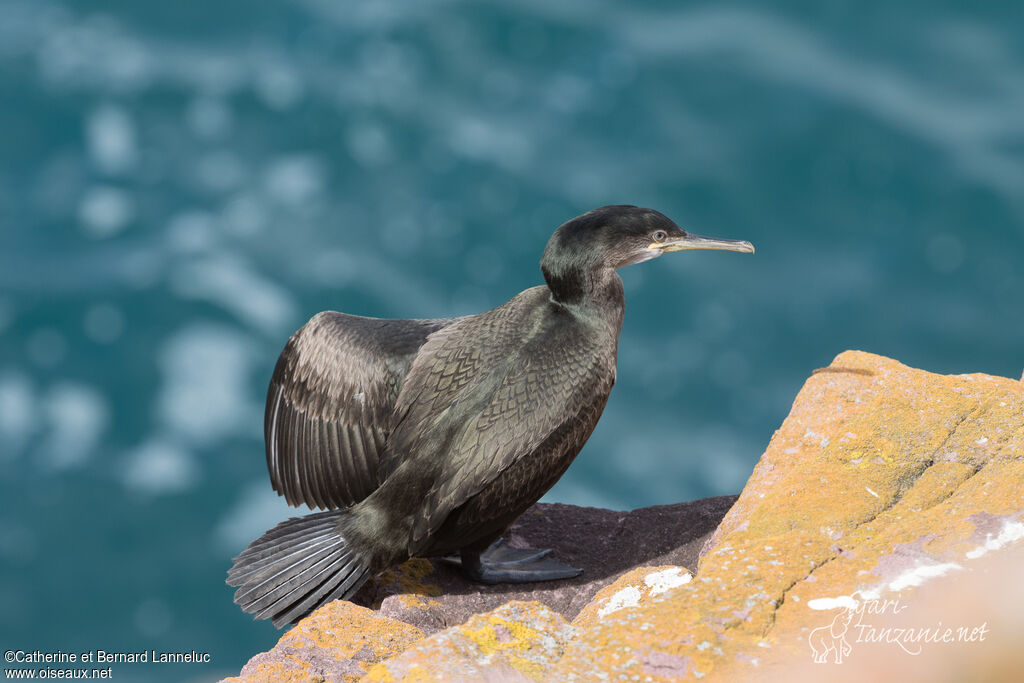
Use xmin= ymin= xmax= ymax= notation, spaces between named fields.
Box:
xmin=227 ymin=205 xmax=753 ymax=627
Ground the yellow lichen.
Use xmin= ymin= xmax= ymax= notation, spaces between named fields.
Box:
xmin=362 ymin=663 xmax=395 ymax=682
xmin=508 ymin=655 xmax=547 ymax=681
xmin=394 ymin=558 xmax=442 ymax=597
xmin=460 ymin=614 xmax=540 ymax=656
xmin=489 ymin=615 xmax=540 ymax=647
xmin=460 ymin=623 xmax=497 ymax=655
xmin=397 ymin=594 xmax=429 ymax=610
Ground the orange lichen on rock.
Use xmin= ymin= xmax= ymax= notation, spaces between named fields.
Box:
xmin=221 ymin=601 xmax=424 ymax=683
xmin=361 ymin=557 xmax=443 ymax=611
xmin=394 ymin=558 xmax=442 ymax=596
xmin=363 ymin=601 xmax=573 ymax=682
xmin=551 ymin=351 xmax=1024 ymax=681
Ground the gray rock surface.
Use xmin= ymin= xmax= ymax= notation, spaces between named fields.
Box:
xmin=352 ymin=495 xmax=737 ymax=634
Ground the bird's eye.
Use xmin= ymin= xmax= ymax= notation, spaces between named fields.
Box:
xmin=652 ymin=230 xmax=668 ymax=243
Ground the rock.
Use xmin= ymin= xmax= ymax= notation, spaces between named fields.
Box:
xmin=759 ymin=541 xmax=1024 ymax=682
xmin=352 ymin=495 xmax=735 ymax=633
xmin=221 ymin=601 xmax=424 ymax=683
xmin=572 ymin=565 xmax=692 ymax=630
xmin=225 ymin=351 xmax=1024 ymax=681
xmin=551 ymin=350 xmax=1024 ymax=680
xmin=362 ymin=601 xmax=573 ymax=682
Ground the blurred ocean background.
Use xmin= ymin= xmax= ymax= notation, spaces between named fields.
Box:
xmin=1 ymin=0 xmax=1022 ymax=679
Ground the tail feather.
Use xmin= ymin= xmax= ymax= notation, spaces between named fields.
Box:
xmin=238 ymin=516 xmax=338 ymax=554
xmin=236 ymin=540 xmax=345 ymax=611
xmin=266 ymin=561 xmax=371 ymax=626
xmin=227 ymin=510 xmax=370 ymax=628
xmin=248 ymin=548 xmax=347 ymax=619
xmin=229 ymin=533 xmax=340 ymax=585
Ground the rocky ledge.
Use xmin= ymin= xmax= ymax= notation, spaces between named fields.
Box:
xmin=224 ymin=351 xmax=1024 ymax=682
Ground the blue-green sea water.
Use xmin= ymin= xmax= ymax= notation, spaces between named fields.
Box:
xmin=1 ymin=1 xmax=1022 ymax=679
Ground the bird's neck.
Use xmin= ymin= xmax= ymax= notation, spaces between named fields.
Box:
xmin=542 ymin=262 xmax=625 ymax=319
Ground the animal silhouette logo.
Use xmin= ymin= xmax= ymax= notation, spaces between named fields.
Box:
xmin=808 ymin=606 xmax=855 ymax=663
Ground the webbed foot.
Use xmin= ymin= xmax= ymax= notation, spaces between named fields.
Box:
xmin=443 ymin=538 xmax=582 ymax=584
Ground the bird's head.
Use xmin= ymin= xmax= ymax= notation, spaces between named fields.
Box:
xmin=541 ymin=205 xmax=753 ymax=303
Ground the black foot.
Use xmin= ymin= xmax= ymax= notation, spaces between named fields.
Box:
xmin=445 ymin=538 xmax=582 ymax=584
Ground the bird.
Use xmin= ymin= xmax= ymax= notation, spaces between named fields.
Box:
xmin=227 ymin=205 xmax=754 ymax=627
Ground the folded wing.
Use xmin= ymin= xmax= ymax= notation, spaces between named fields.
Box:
xmin=266 ymin=311 xmax=453 ymax=510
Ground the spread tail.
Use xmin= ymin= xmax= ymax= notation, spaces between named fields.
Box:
xmin=226 ymin=510 xmax=371 ymax=628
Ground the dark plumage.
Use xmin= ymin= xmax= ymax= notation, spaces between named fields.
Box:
xmin=227 ymin=205 xmax=753 ymax=627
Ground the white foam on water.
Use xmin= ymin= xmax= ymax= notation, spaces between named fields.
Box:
xmin=214 ymin=480 xmax=298 ymax=552
xmin=168 ymin=254 xmax=296 ymax=334
xmin=0 ymin=372 xmax=36 ymax=453
xmin=155 ymin=323 xmax=257 ymax=443
xmin=122 ymin=438 xmax=199 ymax=495
xmin=78 ymin=186 xmax=134 ymax=238
xmin=86 ymin=103 xmax=137 ymax=175
xmin=263 ymin=155 xmax=326 ymax=205
xmin=40 ymin=382 xmax=110 ymax=470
